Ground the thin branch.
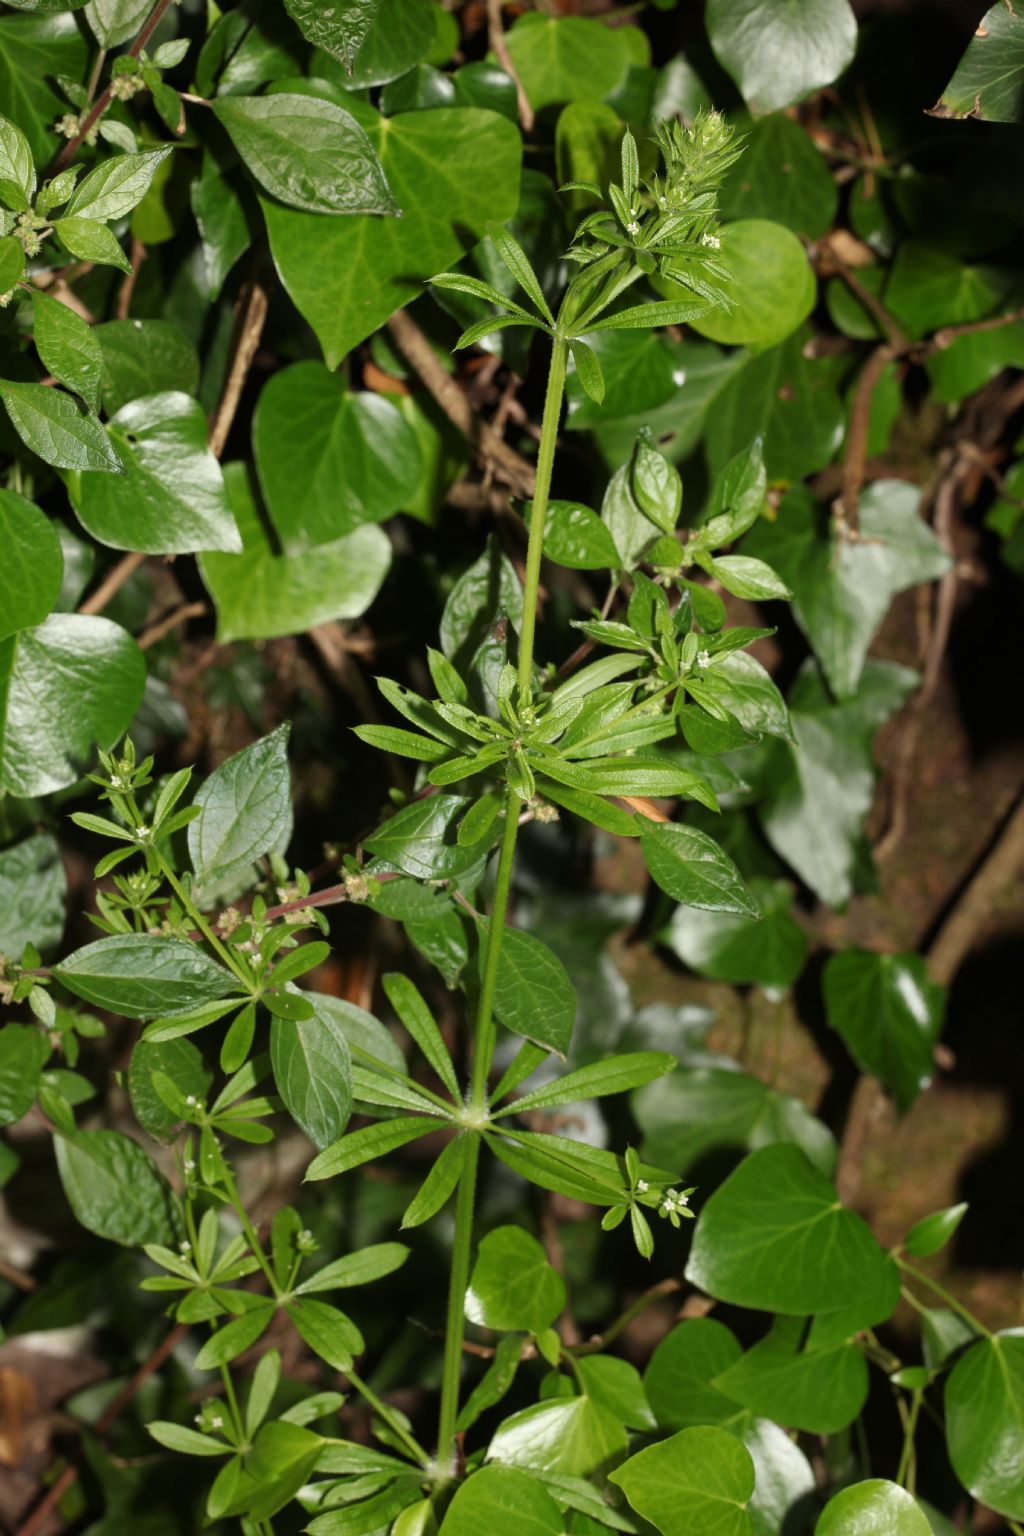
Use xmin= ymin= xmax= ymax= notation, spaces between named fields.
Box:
xmin=822 ymin=237 xmax=907 ymax=350
xmin=77 ymin=550 xmax=147 ymax=615
xmin=930 ymin=305 xmax=1024 ymax=351
xmin=835 ymin=342 xmax=898 ymax=535
xmin=926 ymin=792 xmax=1024 ymax=988
xmin=15 ymin=1322 xmax=188 ymax=1536
xmin=115 ymin=237 xmax=147 ymax=320
xmin=485 ymin=0 xmax=534 ymax=133
xmin=386 ymin=310 xmax=536 ymax=500
xmin=138 ymin=599 xmax=207 ymax=649
xmin=52 ymin=0 xmax=176 ymax=172
xmin=208 ymin=281 xmax=269 ymax=459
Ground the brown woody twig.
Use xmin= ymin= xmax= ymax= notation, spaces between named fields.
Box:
xmin=52 ymin=0 xmax=176 ymax=172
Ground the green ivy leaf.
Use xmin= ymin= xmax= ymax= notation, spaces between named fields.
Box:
xmin=253 ymin=362 xmax=421 ymax=549
xmin=815 ymin=1480 xmax=932 ymax=1536
xmin=188 ymin=724 xmax=291 ymax=889
xmin=262 ymin=97 xmax=521 ymax=368
xmin=0 ymin=1024 xmax=49 ymax=1127
xmin=0 ymin=112 xmax=34 ymax=209
xmin=438 ymin=1464 xmax=563 ymax=1536
xmin=466 ymin=1225 xmax=567 ymax=1334
xmin=95 ymin=319 xmax=199 ymax=416
xmin=505 ymin=14 xmax=643 ymax=112
xmin=636 ymin=1065 xmax=836 ymax=1178
xmin=213 ymin=92 xmax=396 ymax=217
xmin=199 ymin=463 xmax=391 ymax=643
xmin=0 ymin=13 xmax=87 ymax=161
xmin=0 ymin=490 xmax=63 ymax=642
xmin=55 ymin=1127 xmax=177 ymax=1245
xmin=706 ymin=0 xmax=857 ymax=114
xmin=283 ymin=0 xmax=380 ymax=72
xmin=0 ymin=832 xmax=66 ymax=956
xmin=713 ymin=1317 xmax=868 ymax=1434
xmin=69 ymin=392 xmax=241 ymax=554
xmin=0 ymin=613 xmax=145 ymax=796
xmin=487 ymin=1395 xmax=627 ymax=1479
xmin=56 ymin=935 xmax=238 ymax=1018
xmin=945 ymin=1333 xmax=1024 ymax=1518
xmin=661 ymin=878 xmax=807 ymax=991
xmin=644 ymin=1318 xmax=747 ymax=1431
xmin=609 ymin=1424 xmax=755 ymax=1536
xmin=933 ymin=4 xmax=1024 ymax=123
xmin=685 ymin=1143 xmax=892 ymax=1315
xmin=746 ymin=484 xmax=950 ymax=699
xmin=823 ymin=949 xmax=945 ymax=1112
xmin=687 ymin=220 xmax=815 ymax=349
xmin=720 ymin=114 xmax=837 ymax=237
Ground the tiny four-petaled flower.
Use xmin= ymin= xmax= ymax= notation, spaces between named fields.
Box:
xmin=697 ymin=650 xmax=711 ymax=669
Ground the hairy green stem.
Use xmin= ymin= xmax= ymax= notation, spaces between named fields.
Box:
xmin=437 ymin=330 xmax=569 ymax=1467
xmin=435 ymin=1133 xmax=481 ymax=1471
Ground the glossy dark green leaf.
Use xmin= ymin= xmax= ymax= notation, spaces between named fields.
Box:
xmin=320 ymin=0 xmax=435 ymax=88
xmin=645 ymin=1318 xmax=748 ymax=1431
xmin=742 ymin=1417 xmax=817 ymax=1536
xmin=440 ymin=535 xmax=524 ymax=671
xmin=0 ymin=833 xmax=66 ymax=955
xmin=705 ymin=327 xmax=844 ymax=484
xmin=214 ymin=92 xmax=395 ymax=217
xmin=265 ymin=95 xmax=520 ymax=367
xmin=816 ymin=1480 xmax=932 ymax=1536
xmin=438 ymin=1464 xmax=563 ymax=1536
xmin=487 ymin=1395 xmax=627 ymax=1478
xmin=364 ymin=795 xmax=479 ymax=881
xmin=188 ymin=724 xmax=291 ymax=888
xmin=662 ymin=878 xmax=807 ymax=991
xmin=95 ymin=319 xmax=199 ymax=416
xmin=885 ymin=242 xmax=1011 ymax=341
xmin=934 ymin=4 xmax=1024 ymax=122
xmin=823 ymin=950 xmax=945 ymax=1112
xmin=946 ymin=1333 xmax=1024 ymax=1518
xmin=714 ymin=1319 xmax=868 ymax=1433
xmin=706 ymin=0 xmax=857 ymax=113
xmin=56 ymin=935 xmax=238 ymax=1018
xmin=0 ymin=383 xmax=121 ymax=474
xmin=467 ymin=1225 xmax=566 ymax=1334
xmin=746 ymin=483 xmax=950 ymax=699
xmin=0 ymin=612 xmax=145 ymax=797
xmin=55 ymin=1128 xmax=176 ymax=1245
xmin=575 ymin=1355 xmax=656 ymax=1432
xmin=0 ymin=490 xmax=63 ymax=642
xmin=0 ymin=13 xmax=87 ymax=161
xmin=758 ymin=661 xmax=917 ymax=908
xmin=505 ymin=14 xmax=642 ymax=112
xmin=284 ymin=0 xmax=379 ymax=71
xmin=609 ymin=1424 xmax=755 ymax=1536
xmin=31 ymin=290 xmax=102 ymax=413
xmin=686 ymin=1143 xmax=892 ymax=1314
xmin=69 ymin=392 xmax=240 ymax=555
xmin=640 ymin=821 xmax=760 ymax=918
xmin=253 ymin=363 xmax=421 ymax=549
xmin=524 ymin=499 xmax=620 ymax=571
xmin=688 ymin=220 xmax=815 ymax=349
xmin=720 ymin=114 xmax=837 ymax=237
xmin=199 ymin=463 xmax=391 ymax=643
xmin=636 ymin=1066 xmax=836 ymax=1177
xmin=0 ymin=112 xmax=33 ymax=209
xmin=84 ymin=0 xmax=152 ymax=48
xmin=271 ymin=994 xmax=353 ymax=1151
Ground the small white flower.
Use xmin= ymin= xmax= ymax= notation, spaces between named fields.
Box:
xmin=135 ymin=824 xmax=151 ymax=840
xmin=626 ymin=220 xmax=640 ymax=237
xmin=185 ymin=1094 xmax=197 ymax=1107
xmin=210 ymin=1415 xmax=223 ymax=1430
xmin=702 ymin=232 xmax=721 ymax=250
xmin=184 ymin=1158 xmax=196 ymax=1174
xmin=637 ymin=1179 xmax=649 ymax=1193
xmin=179 ymin=1240 xmax=192 ymax=1255
xmin=697 ymin=650 xmax=711 ymax=670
